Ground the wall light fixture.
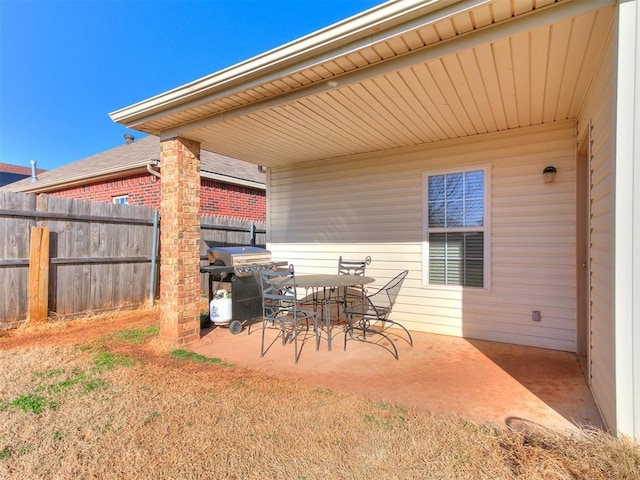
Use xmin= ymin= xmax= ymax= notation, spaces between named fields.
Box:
xmin=543 ymin=166 xmax=557 ymax=183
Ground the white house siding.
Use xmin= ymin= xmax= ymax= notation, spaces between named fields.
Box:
xmin=267 ymin=120 xmax=578 ymax=352
xmin=576 ymin=22 xmax=615 ymax=434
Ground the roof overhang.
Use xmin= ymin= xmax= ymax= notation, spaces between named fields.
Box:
xmin=200 ymin=170 xmax=266 ymax=190
xmin=5 ymin=161 xmax=152 ymax=194
xmin=6 ymin=162 xmax=266 ymax=194
xmin=110 ymin=0 xmax=616 ymax=168
xmin=109 ymin=0 xmax=463 ymax=128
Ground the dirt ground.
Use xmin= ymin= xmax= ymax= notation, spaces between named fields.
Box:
xmin=1 ymin=307 xmax=603 ymax=434
xmin=0 ymin=309 xmax=159 ymax=353
xmin=3 ymin=309 xmax=638 ymax=480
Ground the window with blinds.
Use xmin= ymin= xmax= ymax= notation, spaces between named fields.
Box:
xmin=425 ymin=167 xmax=488 ymax=288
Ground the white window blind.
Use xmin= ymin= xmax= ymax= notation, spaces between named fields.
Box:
xmin=425 ymin=168 xmax=488 ymax=288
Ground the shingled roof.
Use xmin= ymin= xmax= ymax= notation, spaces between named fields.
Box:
xmin=1 ymin=135 xmax=265 ymax=193
xmin=0 ymin=162 xmax=46 ymax=176
xmin=0 ymin=162 xmax=47 ymax=187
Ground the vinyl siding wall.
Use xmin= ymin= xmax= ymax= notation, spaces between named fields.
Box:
xmin=267 ymin=120 xmax=578 ymax=352
xmin=576 ymin=23 xmax=615 ymax=434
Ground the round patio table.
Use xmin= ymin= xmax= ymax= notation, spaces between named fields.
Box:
xmin=293 ymin=274 xmax=375 ymax=351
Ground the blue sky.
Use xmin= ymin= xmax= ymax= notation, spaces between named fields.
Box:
xmin=0 ymin=0 xmax=384 ymax=171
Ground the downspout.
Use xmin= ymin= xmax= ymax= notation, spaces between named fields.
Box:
xmin=148 ymin=159 xmax=161 ymax=305
xmin=147 ymin=160 xmax=161 ymax=179
xmin=149 ymin=209 xmax=160 ymax=306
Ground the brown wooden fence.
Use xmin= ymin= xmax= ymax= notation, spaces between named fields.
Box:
xmin=0 ymin=192 xmax=265 ymax=329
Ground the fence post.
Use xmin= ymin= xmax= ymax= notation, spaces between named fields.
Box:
xmin=28 ymin=226 xmax=50 ymax=323
xmin=250 ymin=222 xmax=256 ymax=246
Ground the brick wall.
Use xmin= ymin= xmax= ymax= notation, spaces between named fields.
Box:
xmin=49 ymin=172 xmax=265 ymax=220
xmin=159 ymin=137 xmax=201 ymax=345
xmin=200 ymin=179 xmax=265 ymax=220
xmin=50 ymin=173 xmax=161 ymax=209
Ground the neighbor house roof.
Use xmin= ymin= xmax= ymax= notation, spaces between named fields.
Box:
xmin=0 ymin=162 xmax=46 ymax=176
xmin=0 ymin=162 xmax=47 ymax=187
xmin=1 ymin=135 xmax=265 ymax=193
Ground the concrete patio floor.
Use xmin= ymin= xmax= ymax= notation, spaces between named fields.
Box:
xmin=189 ymin=321 xmax=604 ymax=434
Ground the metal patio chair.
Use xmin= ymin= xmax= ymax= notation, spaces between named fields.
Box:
xmin=338 ymin=255 xmax=372 ymax=276
xmin=259 ymin=265 xmax=319 ymax=363
xmin=343 ymin=270 xmax=412 ymax=359
xmin=247 ymin=260 xmax=290 ymax=335
xmin=334 ymin=255 xmax=372 ymax=319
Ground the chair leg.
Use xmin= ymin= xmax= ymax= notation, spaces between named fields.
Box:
xmin=281 ymin=320 xmax=288 ymax=346
xmin=370 ymin=329 xmax=399 ymax=360
xmin=247 ymin=318 xmax=258 ymax=335
xmin=261 ymin=317 xmax=287 ymax=357
xmin=260 ymin=318 xmax=267 ymax=357
xmin=343 ymin=326 xmax=350 ymax=351
xmin=392 ymin=321 xmax=413 ymax=346
xmin=344 ymin=324 xmax=399 ymax=360
xmin=378 ymin=320 xmax=413 ymax=347
xmin=263 ymin=311 xmax=319 ymax=364
xmin=293 ymin=322 xmax=299 ymax=364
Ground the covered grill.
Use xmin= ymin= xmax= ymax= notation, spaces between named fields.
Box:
xmin=207 ymin=246 xmax=273 ymax=277
xmin=201 ymin=246 xmax=274 ymax=334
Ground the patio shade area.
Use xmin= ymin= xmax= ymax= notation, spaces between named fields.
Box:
xmin=189 ymin=325 xmax=603 ymax=434
xmin=110 ymin=1 xmax=614 ymax=169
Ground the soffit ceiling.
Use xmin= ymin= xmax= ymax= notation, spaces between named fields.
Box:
xmin=127 ymin=0 xmax=615 ymax=168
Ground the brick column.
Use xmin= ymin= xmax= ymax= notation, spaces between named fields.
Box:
xmin=159 ymin=137 xmax=201 ymax=344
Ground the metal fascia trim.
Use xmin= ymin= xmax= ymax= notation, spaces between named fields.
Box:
xmin=9 ymin=164 xmax=150 ymax=194
xmin=158 ymin=0 xmax=614 ymax=140
xmin=200 ymin=171 xmax=266 ymax=190
xmin=108 ymin=0 xmax=466 ymax=126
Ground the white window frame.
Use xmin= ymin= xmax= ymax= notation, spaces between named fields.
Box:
xmin=112 ymin=195 xmax=129 ymax=205
xmin=422 ymin=164 xmax=491 ymax=290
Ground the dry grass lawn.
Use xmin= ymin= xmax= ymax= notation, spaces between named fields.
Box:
xmin=1 ymin=309 xmax=638 ymax=479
